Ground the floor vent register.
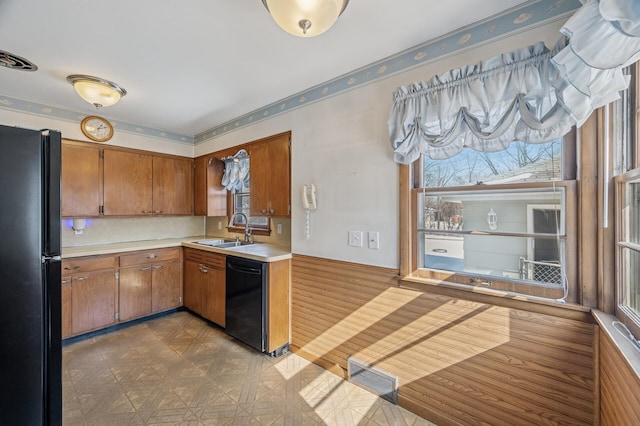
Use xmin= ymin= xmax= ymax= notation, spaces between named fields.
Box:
xmin=347 ymin=357 xmax=398 ymax=404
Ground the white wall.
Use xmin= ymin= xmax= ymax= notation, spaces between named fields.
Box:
xmin=0 ymin=108 xmax=194 ymax=157
xmin=195 ymin=22 xmax=565 ymax=269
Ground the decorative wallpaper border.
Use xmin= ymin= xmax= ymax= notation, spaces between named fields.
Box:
xmin=0 ymin=0 xmax=579 ymax=146
xmin=195 ymin=0 xmax=580 ymax=144
xmin=0 ymin=96 xmax=194 ymax=144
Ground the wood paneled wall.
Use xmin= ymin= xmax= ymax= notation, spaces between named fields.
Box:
xmin=291 ymin=255 xmax=596 ymax=425
xmin=599 ymin=329 xmax=640 ymax=425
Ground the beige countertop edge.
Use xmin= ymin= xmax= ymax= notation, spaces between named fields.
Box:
xmin=62 ymin=237 xmax=292 ymax=263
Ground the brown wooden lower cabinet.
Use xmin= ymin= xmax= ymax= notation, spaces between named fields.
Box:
xmin=62 ymin=248 xmax=182 ymax=339
xmin=151 ymin=259 xmax=181 ymax=312
xmin=62 ymin=256 xmax=118 ymax=338
xmin=183 ymin=248 xmax=225 ymax=327
xmin=119 ymin=248 xmax=182 ymax=322
xmin=118 ymin=266 xmax=153 ymax=322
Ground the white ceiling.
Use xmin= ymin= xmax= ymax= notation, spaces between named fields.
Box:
xmin=0 ymin=0 xmax=530 ymax=137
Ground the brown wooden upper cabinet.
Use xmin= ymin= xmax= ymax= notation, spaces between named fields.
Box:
xmin=103 ymin=150 xmax=153 ymax=215
xmin=61 ymin=141 xmax=102 ymax=217
xmin=151 ymin=156 xmax=194 ymax=215
xmin=249 ymin=132 xmax=291 ymax=217
xmin=62 ymin=139 xmax=194 ymax=217
xmin=194 ymin=155 xmax=226 ymax=216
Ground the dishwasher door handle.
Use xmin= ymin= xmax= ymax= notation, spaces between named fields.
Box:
xmin=227 ymin=262 xmax=262 ymax=275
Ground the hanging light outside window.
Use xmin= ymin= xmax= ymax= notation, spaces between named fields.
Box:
xmin=487 ymin=208 xmax=498 ymax=231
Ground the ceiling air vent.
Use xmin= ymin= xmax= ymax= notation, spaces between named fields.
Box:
xmin=0 ymin=50 xmax=38 ymax=71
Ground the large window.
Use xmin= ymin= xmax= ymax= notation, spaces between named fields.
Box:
xmin=408 ymin=138 xmax=577 ymax=301
xmin=614 ymin=64 xmax=640 ymax=338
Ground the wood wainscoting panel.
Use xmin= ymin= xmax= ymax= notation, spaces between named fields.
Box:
xmin=291 ymin=255 xmax=595 ymax=425
xmin=599 ymin=328 xmax=640 ymax=425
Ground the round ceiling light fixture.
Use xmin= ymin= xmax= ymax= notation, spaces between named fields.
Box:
xmin=261 ymin=0 xmax=349 ymax=37
xmin=66 ymin=74 xmax=127 ymax=109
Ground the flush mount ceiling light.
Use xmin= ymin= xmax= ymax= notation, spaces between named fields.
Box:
xmin=261 ymin=0 xmax=349 ymax=37
xmin=66 ymin=74 xmax=127 ymax=109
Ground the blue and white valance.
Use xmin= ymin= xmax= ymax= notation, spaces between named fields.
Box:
xmin=389 ymin=0 xmax=640 ymax=164
xmin=552 ymin=0 xmax=640 ymax=126
xmin=221 ymin=149 xmax=249 ymax=193
xmin=389 ymin=40 xmax=573 ymax=163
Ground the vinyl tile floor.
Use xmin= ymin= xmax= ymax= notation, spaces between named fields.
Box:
xmin=62 ymin=311 xmax=435 ymax=425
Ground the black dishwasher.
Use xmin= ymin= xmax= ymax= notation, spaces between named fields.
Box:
xmin=225 ymin=256 xmax=267 ymax=352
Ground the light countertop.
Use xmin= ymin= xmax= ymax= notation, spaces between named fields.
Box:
xmin=62 ymin=237 xmax=292 ymax=263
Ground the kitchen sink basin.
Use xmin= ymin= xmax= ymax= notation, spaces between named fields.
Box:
xmin=196 ymin=239 xmax=253 ymax=248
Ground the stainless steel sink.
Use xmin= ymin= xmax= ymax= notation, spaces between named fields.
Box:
xmin=196 ymin=239 xmax=253 ymax=248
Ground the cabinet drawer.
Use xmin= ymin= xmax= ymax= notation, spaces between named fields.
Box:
xmin=119 ymin=247 xmax=180 ymax=267
xmin=184 ymin=248 xmax=225 ymax=269
xmin=62 ymin=256 xmax=117 ymax=276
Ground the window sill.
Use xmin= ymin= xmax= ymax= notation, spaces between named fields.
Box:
xmin=398 ymin=274 xmax=592 ymax=322
xmin=228 ymin=226 xmax=271 ymax=237
xmin=592 ymin=310 xmax=640 ymax=379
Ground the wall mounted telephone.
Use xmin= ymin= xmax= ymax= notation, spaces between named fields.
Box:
xmin=302 ymin=184 xmax=316 ymax=240
xmin=302 ymin=184 xmax=317 ymax=210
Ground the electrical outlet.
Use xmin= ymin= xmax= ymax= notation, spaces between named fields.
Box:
xmin=217 ymin=221 xmax=222 ymax=230
xmin=368 ymin=231 xmax=380 ymax=249
xmin=348 ymin=231 xmax=363 ymax=247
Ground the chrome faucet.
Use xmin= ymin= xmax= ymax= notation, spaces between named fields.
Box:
xmin=228 ymin=212 xmax=251 ymax=242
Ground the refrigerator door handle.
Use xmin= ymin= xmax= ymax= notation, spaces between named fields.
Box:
xmin=42 ymin=255 xmax=62 ymax=263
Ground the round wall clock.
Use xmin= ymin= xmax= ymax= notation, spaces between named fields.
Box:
xmin=80 ymin=115 xmax=114 ymax=142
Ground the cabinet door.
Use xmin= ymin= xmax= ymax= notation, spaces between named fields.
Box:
xmin=61 ymin=142 xmax=102 ymax=217
xmin=151 ymin=259 xmax=181 ymax=312
xmin=61 ymin=277 xmax=73 ymax=339
xmin=203 ymin=266 xmax=225 ymax=327
xmin=153 ymin=156 xmax=193 ymax=215
xmin=119 ymin=266 xmax=153 ymax=321
xmin=72 ymin=270 xmax=116 ymax=335
xmin=183 ymin=260 xmax=204 ymax=315
xmin=250 ymin=134 xmax=290 ymax=217
xmin=194 ymin=156 xmax=227 ymax=216
xmin=103 ymin=150 xmax=153 ymax=215
xmin=194 ymin=156 xmax=208 ymax=216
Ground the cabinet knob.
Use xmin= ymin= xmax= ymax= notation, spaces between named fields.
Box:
xmin=261 ymin=209 xmax=267 ymax=214
xmin=200 ymin=209 xmax=206 ymax=214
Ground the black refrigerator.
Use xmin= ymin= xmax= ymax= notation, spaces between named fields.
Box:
xmin=0 ymin=125 xmax=62 ymax=425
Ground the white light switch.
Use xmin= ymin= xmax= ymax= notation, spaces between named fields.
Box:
xmin=348 ymin=231 xmax=363 ymax=247
xmin=277 ymin=223 xmax=283 ymax=234
xmin=368 ymin=231 xmax=380 ymax=249
xmin=217 ymin=221 xmax=222 ymax=230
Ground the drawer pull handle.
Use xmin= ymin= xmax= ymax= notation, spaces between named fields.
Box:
xmin=146 ymin=254 xmax=157 ymax=259
xmin=141 ymin=210 xmax=153 ymax=214
xmin=153 ymin=265 xmax=163 ymax=269
xmin=64 ymin=266 xmax=81 ymax=270
xmin=76 ymin=277 xmax=86 ymax=281
xmin=140 ymin=267 xmax=151 ymax=271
